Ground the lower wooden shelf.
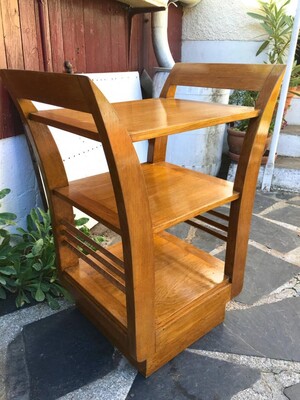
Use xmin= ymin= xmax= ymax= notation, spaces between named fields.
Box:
xmin=62 ymin=230 xmax=231 ymax=375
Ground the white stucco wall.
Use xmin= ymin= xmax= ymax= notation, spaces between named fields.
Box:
xmin=0 ymin=135 xmax=43 ymax=230
xmin=182 ymin=0 xmax=298 ymax=64
xmin=182 ymin=0 xmax=265 ymax=41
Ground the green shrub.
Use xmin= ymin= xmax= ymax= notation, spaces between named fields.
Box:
xmin=0 ymin=189 xmax=103 ymax=310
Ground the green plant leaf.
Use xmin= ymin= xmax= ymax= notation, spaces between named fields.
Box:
xmin=256 ymin=40 xmax=270 ymax=56
xmin=0 ymin=189 xmax=10 ymax=200
xmin=35 ymin=287 xmax=45 ymax=302
xmin=0 ymin=276 xmax=6 ymax=285
xmin=0 ymin=212 xmax=17 ymax=221
xmin=32 ymin=238 xmax=44 ymax=256
xmin=75 ymin=217 xmax=90 ymax=227
xmin=32 ymin=262 xmax=42 ymax=271
xmin=0 ymin=266 xmax=16 ymax=275
xmin=46 ymin=293 xmax=60 ymax=310
xmin=0 ymin=286 xmax=6 ymax=299
xmin=0 ymin=229 xmax=9 ymax=237
xmin=247 ymin=12 xmax=266 ymax=21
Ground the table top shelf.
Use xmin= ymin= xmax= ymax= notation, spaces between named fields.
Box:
xmin=29 ymin=98 xmax=260 ymax=142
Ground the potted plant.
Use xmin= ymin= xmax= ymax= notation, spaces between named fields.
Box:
xmin=227 ymin=90 xmax=273 ymax=163
xmin=248 ymin=0 xmax=300 ymax=104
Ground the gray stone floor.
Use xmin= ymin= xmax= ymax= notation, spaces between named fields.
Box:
xmin=1 ymin=191 xmax=299 ymax=400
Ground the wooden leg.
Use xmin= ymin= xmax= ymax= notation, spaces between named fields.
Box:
xmin=147 ymin=136 xmax=168 ymax=163
xmin=225 ymin=198 xmax=255 ymax=298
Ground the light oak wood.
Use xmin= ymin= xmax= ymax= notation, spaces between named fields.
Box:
xmin=54 ymin=161 xmax=239 ymax=233
xmin=29 ymin=100 xmax=260 ymax=142
xmin=0 ymin=63 xmax=285 ymax=376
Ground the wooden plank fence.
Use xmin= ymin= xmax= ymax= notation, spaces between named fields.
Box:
xmin=0 ymin=0 xmax=182 ymax=139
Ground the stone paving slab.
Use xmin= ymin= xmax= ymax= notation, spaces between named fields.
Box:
xmin=252 ymin=192 xmax=278 ymax=214
xmin=250 ymin=215 xmax=300 ymax=252
xmin=218 ymin=245 xmax=300 ymax=304
xmin=166 ymin=223 xmax=190 ymax=240
xmin=126 ymin=352 xmax=261 ymax=400
xmin=284 ymin=382 xmax=300 ymax=400
xmin=191 ymin=297 xmax=300 ymax=362
xmin=1 ymin=191 xmax=300 ymax=400
xmin=263 ymin=204 xmax=300 ymax=227
xmin=191 ymin=228 xmax=224 ymax=252
xmin=6 ymin=308 xmax=116 ymax=400
xmin=288 ymin=198 xmax=300 ymax=206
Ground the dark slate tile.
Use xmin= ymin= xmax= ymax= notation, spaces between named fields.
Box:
xmin=167 ymin=223 xmax=190 ymax=240
xmin=263 ymin=204 xmax=300 ymax=228
xmin=191 ymin=298 xmax=300 ymax=362
xmin=6 ymin=333 xmax=30 ymax=400
xmin=8 ymin=308 xmax=116 ymax=400
xmin=218 ymin=245 xmax=299 ymax=304
xmin=287 ymin=198 xmax=300 ymax=207
xmin=253 ymin=191 xmax=277 ymax=214
xmin=284 ymin=382 xmax=300 ymax=400
xmin=126 ymin=352 xmax=260 ymax=400
xmin=191 ymin=229 xmax=224 ymax=252
xmin=250 ymin=215 xmax=300 ymax=252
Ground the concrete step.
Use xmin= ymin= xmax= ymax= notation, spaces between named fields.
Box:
xmin=285 ymin=96 xmax=300 ymax=125
xmin=228 ymin=156 xmax=300 ymax=192
xmin=271 ymin=156 xmax=300 ymax=192
xmin=277 ymin=125 xmax=300 ymax=157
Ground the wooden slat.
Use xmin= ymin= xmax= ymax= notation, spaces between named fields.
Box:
xmin=29 ymin=99 xmax=260 ymax=142
xmin=186 ymin=219 xmax=228 ymax=242
xmin=208 ymin=209 xmax=230 ymax=221
xmin=1 ymin=70 xmax=92 ymax=112
xmin=196 ymin=215 xmax=228 ymax=232
xmin=65 ymin=242 xmax=126 ymax=293
xmin=0 ymin=5 xmax=7 ymax=68
xmin=63 ymin=230 xmax=125 ymax=279
xmin=61 ymin=219 xmax=124 ymax=268
xmin=53 ymin=162 xmax=239 ymax=233
xmin=19 ymin=0 xmax=40 ymax=70
xmin=1 ymin=0 xmax=24 ymax=69
xmin=83 ymin=0 xmax=111 ymax=72
xmin=110 ymin=5 xmax=127 ymax=72
xmin=160 ymin=63 xmax=276 ymax=98
xmin=34 ymin=0 xmax=53 ymax=71
xmin=48 ymin=0 xmax=65 ymax=73
xmin=61 ymin=0 xmax=86 ymax=73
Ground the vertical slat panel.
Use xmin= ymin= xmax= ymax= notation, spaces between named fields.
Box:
xmin=33 ymin=0 xmax=45 ymax=71
xmin=43 ymin=0 xmax=53 ymax=71
xmin=0 ymin=5 xmax=7 ymax=68
xmin=129 ymin=13 xmax=143 ymax=72
xmin=110 ymin=4 xmax=127 ymax=71
xmin=168 ymin=4 xmax=182 ymax=63
xmin=84 ymin=0 xmax=112 ymax=72
xmin=0 ymin=0 xmax=24 ymax=139
xmin=1 ymin=0 xmax=24 ymax=68
xmin=61 ymin=0 xmax=86 ymax=73
xmin=34 ymin=0 xmax=53 ymax=71
xmin=19 ymin=0 xmax=40 ymax=70
xmin=48 ymin=0 xmax=65 ymax=73
xmin=73 ymin=0 xmax=86 ymax=73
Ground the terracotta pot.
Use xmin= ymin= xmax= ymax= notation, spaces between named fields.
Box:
xmin=227 ymin=127 xmax=272 ymax=164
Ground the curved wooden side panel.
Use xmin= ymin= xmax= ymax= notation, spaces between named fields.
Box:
xmin=225 ymin=64 xmax=286 ymax=297
xmin=0 ymin=69 xmax=155 ymax=362
xmin=80 ymin=78 xmax=155 ymax=361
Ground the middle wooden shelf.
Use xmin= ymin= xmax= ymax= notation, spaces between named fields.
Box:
xmin=54 ymin=161 xmax=239 ymax=234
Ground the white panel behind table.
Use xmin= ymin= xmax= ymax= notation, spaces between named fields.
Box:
xmin=34 ymin=71 xmax=147 ymax=227
xmin=34 ymin=71 xmax=147 ymax=182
